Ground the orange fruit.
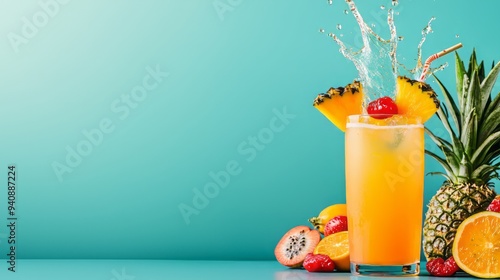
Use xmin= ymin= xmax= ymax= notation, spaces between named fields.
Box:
xmin=394 ymin=76 xmax=439 ymax=123
xmin=313 ymin=231 xmax=350 ymax=271
xmin=452 ymin=211 xmax=500 ymax=278
xmin=313 ymin=81 xmax=363 ymax=132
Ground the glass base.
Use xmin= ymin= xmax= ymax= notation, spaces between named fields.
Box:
xmin=351 ymin=262 xmax=420 ymax=277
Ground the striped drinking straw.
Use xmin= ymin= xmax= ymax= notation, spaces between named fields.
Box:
xmin=419 ymin=43 xmax=463 ymax=81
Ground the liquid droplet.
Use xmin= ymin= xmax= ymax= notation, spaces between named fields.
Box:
xmin=319 ymin=28 xmax=325 ymax=33
xmin=328 ymin=33 xmax=334 ymax=38
xmin=398 ymin=36 xmax=404 ymax=41
xmin=455 ymin=34 xmax=460 ymax=38
xmin=336 ymin=24 xmax=342 ymax=30
xmin=380 ymin=5 xmax=385 ymax=10
xmin=423 ymin=25 xmax=433 ymax=34
xmin=328 ymin=0 xmax=333 ymax=5
xmin=344 ymin=10 xmax=349 ymax=14
xmin=392 ymin=0 xmax=398 ymax=6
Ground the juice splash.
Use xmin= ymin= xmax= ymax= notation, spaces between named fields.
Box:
xmin=328 ymin=0 xmax=447 ymax=107
xmin=328 ymin=0 xmax=398 ymax=104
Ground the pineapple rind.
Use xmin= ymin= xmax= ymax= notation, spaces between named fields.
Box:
xmin=423 ymin=182 xmax=496 ymax=259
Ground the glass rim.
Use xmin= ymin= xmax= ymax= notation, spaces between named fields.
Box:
xmin=346 ymin=114 xmax=424 ymax=127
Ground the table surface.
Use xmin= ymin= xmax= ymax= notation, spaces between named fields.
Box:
xmin=0 ymin=260 xmax=476 ymax=280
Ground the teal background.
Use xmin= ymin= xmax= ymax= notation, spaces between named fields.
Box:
xmin=0 ymin=0 xmax=498 ymax=261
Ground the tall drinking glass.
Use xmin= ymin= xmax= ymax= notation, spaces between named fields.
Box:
xmin=345 ymin=115 xmax=425 ymax=276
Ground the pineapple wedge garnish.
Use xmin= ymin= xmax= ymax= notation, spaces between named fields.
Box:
xmin=313 ymin=81 xmax=363 ymax=132
xmin=314 ymin=77 xmax=439 ymax=131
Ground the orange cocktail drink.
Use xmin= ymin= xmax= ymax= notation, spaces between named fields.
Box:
xmin=345 ymin=115 xmax=424 ymax=275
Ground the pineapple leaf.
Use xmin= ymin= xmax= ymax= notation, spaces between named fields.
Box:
xmin=455 ymin=52 xmax=466 ymax=111
xmin=480 ymin=105 xmax=500 ymax=143
xmin=425 ymin=150 xmax=457 ymax=181
xmin=471 ymin=164 xmax=500 ymax=185
xmin=436 ymin=106 xmax=464 ymax=159
xmin=442 ymin=102 xmax=450 ymax=118
xmin=426 ymin=171 xmax=452 ymax=181
xmin=464 ymin=70 xmax=481 ymax=121
xmin=425 ymin=127 xmax=460 ymax=172
xmin=425 ymin=127 xmax=453 ymax=150
xmin=478 ymin=61 xmax=485 ymax=82
xmin=471 ymin=130 xmax=500 ymax=166
xmin=433 ymin=74 xmax=461 ymax=133
xmin=484 ymin=148 xmax=500 ymax=165
xmin=461 ymin=108 xmax=477 ymax=158
xmin=444 ymin=149 xmax=461 ymax=174
xmin=458 ymin=154 xmax=473 ymax=182
xmin=486 ymin=91 xmax=500 ymax=116
xmin=468 ymin=49 xmax=478 ymax=77
xmin=455 ymin=175 xmax=472 ymax=184
xmin=480 ymin=61 xmax=500 ymax=120
xmin=460 ymin=74 xmax=470 ymax=115
xmin=478 ymin=93 xmax=500 ymax=145
xmin=436 ymin=106 xmax=456 ymax=140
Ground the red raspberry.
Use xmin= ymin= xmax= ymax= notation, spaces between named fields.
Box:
xmin=367 ymin=96 xmax=398 ymax=119
xmin=487 ymin=195 xmax=500 ymax=212
xmin=426 ymin=256 xmax=459 ymax=277
xmin=323 ymin=216 xmax=348 ymax=237
xmin=303 ymin=253 xmax=335 ymax=272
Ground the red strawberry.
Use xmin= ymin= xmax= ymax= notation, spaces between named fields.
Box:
xmin=487 ymin=195 xmax=500 ymax=212
xmin=303 ymin=253 xmax=335 ymax=272
xmin=426 ymin=256 xmax=459 ymax=277
xmin=367 ymin=96 xmax=398 ymax=119
xmin=323 ymin=216 xmax=348 ymax=237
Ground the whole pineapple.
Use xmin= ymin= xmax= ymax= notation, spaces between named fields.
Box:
xmin=423 ymin=50 xmax=500 ymax=260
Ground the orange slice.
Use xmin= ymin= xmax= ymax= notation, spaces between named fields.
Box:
xmin=313 ymin=231 xmax=350 ymax=271
xmin=452 ymin=211 xmax=500 ymax=278
xmin=313 ymin=81 xmax=363 ymax=132
xmin=395 ymin=76 xmax=440 ymax=123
